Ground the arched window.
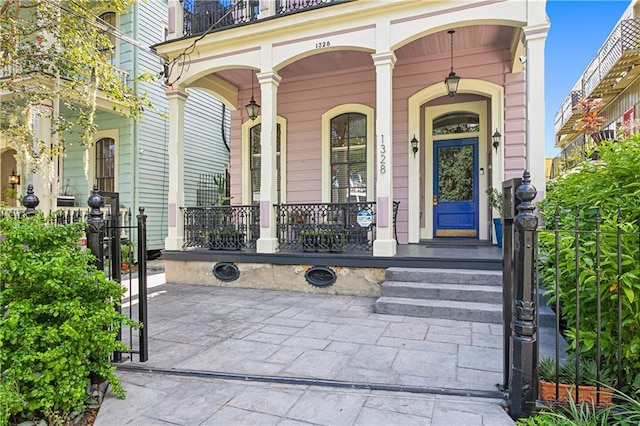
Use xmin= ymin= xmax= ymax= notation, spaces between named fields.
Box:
xmin=330 ymin=113 xmax=367 ymax=202
xmin=249 ymin=123 xmax=281 ymax=203
xmin=98 ymin=12 xmax=117 ymax=65
xmin=95 ymin=137 xmax=115 ymax=192
xmin=433 ymin=112 xmax=479 ymax=135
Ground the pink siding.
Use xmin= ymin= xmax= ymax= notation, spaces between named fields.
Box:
xmin=229 ymin=45 xmax=526 ymax=244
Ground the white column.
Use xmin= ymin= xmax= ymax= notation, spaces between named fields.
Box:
xmin=523 ymin=24 xmax=549 ymax=197
xmin=256 ymin=71 xmax=281 ymax=253
xmin=33 ymin=103 xmax=57 ymax=215
xmin=372 ymin=52 xmax=396 ymax=257
xmin=164 ymin=88 xmax=188 ymax=250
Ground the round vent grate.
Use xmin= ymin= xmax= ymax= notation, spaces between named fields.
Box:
xmin=212 ymin=262 xmax=240 ymax=282
xmin=305 ymin=266 xmax=337 ymax=288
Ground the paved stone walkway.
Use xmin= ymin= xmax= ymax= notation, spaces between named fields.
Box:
xmin=95 ymin=282 xmax=515 ymax=425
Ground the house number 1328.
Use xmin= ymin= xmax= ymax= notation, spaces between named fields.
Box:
xmin=315 ymin=41 xmax=330 ymax=48
xmin=379 ymin=137 xmax=386 ymax=174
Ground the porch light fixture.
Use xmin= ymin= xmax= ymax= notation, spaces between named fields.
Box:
xmin=245 ymin=71 xmax=260 ymax=121
xmin=492 ymin=129 xmax=501 ymax=153
xmin=9 ymin=170 xmax=20 ymax=187
xmin=411 ymin=135 xmax=419 ymax=157
xmin=444 ymin=30 xmax=460 ymax=97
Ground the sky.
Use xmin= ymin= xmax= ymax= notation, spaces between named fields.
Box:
xmin=544 ymin=0 xmax=630 ymax=157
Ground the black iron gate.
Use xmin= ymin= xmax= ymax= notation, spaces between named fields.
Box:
xmin=84 ymin=186 xmax=148 ymax=363
xmin=503 ymin=171 xmax=637 ymax=419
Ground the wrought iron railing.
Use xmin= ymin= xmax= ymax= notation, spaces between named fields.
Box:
xmin=183 ymin=205 xmax=259 ymax=250
xmin=276 ymin=202 xmax=377 ymax=252
xmin=183 ymin=0 xmax=259 ymax=37
xmin=183 ymin=0 xmax=346 ymax=37
xmin=553 ymin=89 xmax=583 ymax=135
xmin=275 ymin=0 xmax=338 ymax=15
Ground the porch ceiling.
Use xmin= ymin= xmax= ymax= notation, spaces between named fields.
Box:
xmin=209 ymin=25 xmax=516 ymax=90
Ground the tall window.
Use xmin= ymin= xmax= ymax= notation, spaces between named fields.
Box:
xmin=98 ymin=12 xmax=116 ymax=65
xmin=96 ymin=137 xmax=115 ymax=192
xmin=249 ymin=124 xmax=281 ymax=203
xmin=330 ymin=113 xmax=367 ymax=202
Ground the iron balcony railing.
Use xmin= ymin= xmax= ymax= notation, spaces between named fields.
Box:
xmin=554 ymin=18 xmax=640 ymax=135
xmin=183 ymin=0 xmax=345 ymax=37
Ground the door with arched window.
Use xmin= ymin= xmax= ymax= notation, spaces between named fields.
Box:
xmin=432 ymin=113 xmax=479 ymax=238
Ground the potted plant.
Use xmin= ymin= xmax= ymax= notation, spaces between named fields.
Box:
xmin=120 ymin=242 xmax=133 ymax=271
xmin=486 ymin=186 xmax=502 ymax=248
xmin=538 ymin=356 xmax=613 ymax=406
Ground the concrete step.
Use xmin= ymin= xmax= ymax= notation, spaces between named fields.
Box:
xmin=375 ymin=296 xmax=502 ymax=324
xmin=386 ymin=267 xmax=502 ymax=286
xmin=381 ymin=281 xmax=502 ymax=304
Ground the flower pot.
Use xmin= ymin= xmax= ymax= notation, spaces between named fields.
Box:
xmin=493 ymin=218 xmax=503 ymax=248
xmin=538 ymin=380 xmax=613 ymax=406
xmin=121 ymin=262 xmax=130 ymax=272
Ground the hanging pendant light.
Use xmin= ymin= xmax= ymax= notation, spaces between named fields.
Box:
xmin=444 ymin=30 xmax=460 ymax=97
xmin=245 ymin=71 xmax=260 ymax=121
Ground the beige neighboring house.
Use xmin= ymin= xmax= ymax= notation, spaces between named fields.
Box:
xmin=551 ymin=0 xmax=640 ymax=180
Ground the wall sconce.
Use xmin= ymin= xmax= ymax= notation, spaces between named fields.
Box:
xmin=9 ymin=170 xmax=20 ymax=187
xmin=444 ymin=30 xmax=460 ymax=97
xmin=492 ymin=129 xmax=501 ymax=153
xmin=411 ymin=135 xmax=419 ymax=157
xmin=245 ymin=71 xmax=260 ymax=121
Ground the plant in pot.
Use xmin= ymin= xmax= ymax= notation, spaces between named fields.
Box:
xmin=538 ymin=356 xmax=614 ymax=406
xmin=209 ymin=229 xmax=245 ymax=250
xmin=486 ymin=186 xmax=503 ymax=248
xmin=120 ymin=242 xmax=133 ymax=271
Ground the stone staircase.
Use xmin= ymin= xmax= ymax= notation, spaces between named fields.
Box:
xmin=374 ymin=267 xmax=504 ymax=323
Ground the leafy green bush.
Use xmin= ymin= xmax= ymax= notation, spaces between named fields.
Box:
xmin=538 ymin=134 xmax=640 ymax=393
xmin=0 ymin=215 xmax=138 ymax=424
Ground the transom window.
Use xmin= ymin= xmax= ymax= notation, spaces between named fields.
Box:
xmin=95 ymin=137 xmax=115 ymax=192
xmin=249 ymin=124 xmax=281 ymax=203
xmin=433 ymin=113 xmax=479 ymax=135
xmin=330 ymin=113 xmax=367 ymax=203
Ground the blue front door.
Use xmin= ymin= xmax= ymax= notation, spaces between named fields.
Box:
xmin=433 ymin=138 xmax=479 ymax=238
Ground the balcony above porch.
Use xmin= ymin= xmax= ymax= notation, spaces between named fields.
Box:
xmin=176 ymin=0 xmax=349 ymax=39
xmin=554 ymin=18 xmax=640 ymax=138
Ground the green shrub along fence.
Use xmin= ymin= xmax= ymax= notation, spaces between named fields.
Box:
xmin=0 ymin=184 xmax=147 ymax=424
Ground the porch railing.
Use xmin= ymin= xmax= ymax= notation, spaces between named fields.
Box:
xmin=183 ymin=0 xmax=345 ymax=37
xmin=182 ymin=201 xmax=398 ymax=252
xmin=183 ymin=205 xmax=259 ymax=250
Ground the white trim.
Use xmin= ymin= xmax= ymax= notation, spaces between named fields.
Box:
xmin=89 ymin=129 xmax=119 ymax=193
xmin=241 ymin=116 xmax=287 ymax=204
xmin=407 ymin=79 xmax=504 ymax=243
xmin=321 ymin=104 xmax=375 ymax=203
xmin=97 ymin=11 xmax=119 ymax=67
xmin=424 ymin=101 xmax=487 ymax=241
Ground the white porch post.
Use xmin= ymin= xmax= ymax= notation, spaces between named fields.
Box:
xmin=372 ymin=52 xmax=396 ymax=257
xmin=256 ymin=71 xmax=281 ymax=253
xmin=523 ymin=24 xmax=549 ymax=194
xmin=33 ymin=103 xmax=57 ymax=215
xmin=164 ymin=87 xmax=188 ymax=250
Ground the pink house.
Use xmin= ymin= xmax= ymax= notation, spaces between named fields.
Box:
xmin=154 ymin=0 xmax=549 ymax=292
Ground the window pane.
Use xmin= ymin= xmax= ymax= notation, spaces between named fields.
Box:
xmin=330 ymin=113 xmax=367 ymax=202
xmin=249 ymin=123 xmax=281 ymax=203
xmin=95 ymin=137 xmax=115 ymax=192
xmin=433 ymin=113 xmax=479 ymax=135
xmin=437 ymin=145 xmax=473 ymax=202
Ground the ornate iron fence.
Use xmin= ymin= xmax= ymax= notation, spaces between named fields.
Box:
xmin=503 ymin=172 xmax=638 ymax=418
xmin=183 ymin=205 xmax=259 ymax=250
